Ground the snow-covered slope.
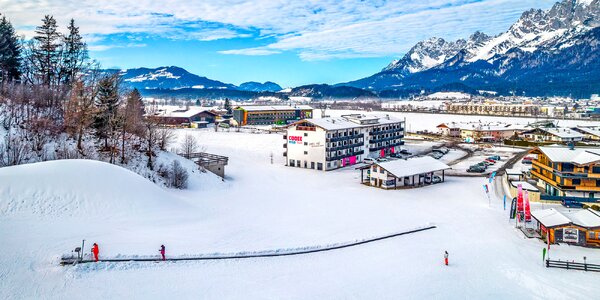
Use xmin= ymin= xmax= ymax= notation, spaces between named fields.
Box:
xmin=0 ymin=159 xmax=184 ymax=218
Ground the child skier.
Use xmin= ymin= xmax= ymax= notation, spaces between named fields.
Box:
xmin=159 ymin=245 xmax=166 ymax=261
xmin=444 ymin=251 xmax=449 ymax=266
xmin=92 ymin=243 xmax=99 ymax=262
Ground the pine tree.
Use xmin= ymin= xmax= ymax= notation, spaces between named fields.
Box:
xmin=93 ymin=76 xmax=120 ymax=150
xmin=0 ymin=14 xmax=22 ymax=81
xmin=120 ymin=88 xmax=145 ymax=163
xmin=62 ymin=19 xmax=87 ymax=85
xmin=224 ymin=98 xmax=232 ymax=114
xmin=33 ymin=15 xmax=62 ymax=85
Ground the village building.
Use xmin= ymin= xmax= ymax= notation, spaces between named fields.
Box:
xmin=436 ymin=122 xmax=522 ymax=142
xmin=520 ymin=127 xmax=584 ymax=143
xmin=284 ymin=114 xmax=405 ymax=171
xmin=445 ymin=102 xmax=541 ymax=117
xmin=571 ymin=126 xmax=600 ymax=142
xmin=531 ymin=208 xmax=600 ymax=247
xmin=146 ymin=107 xmax=219 ymax=127
xmin=359 ymin=156 xmax=451 ymax=189
xmin=233 ymin=105 xmax=313 ymax=126
xmin=529 ymin=146 xmax=600 ymax=203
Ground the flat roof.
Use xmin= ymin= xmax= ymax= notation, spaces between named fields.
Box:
xmin=236 ymin=105 xmax=313 ymax=112
xmin=565 ymin=209 xmax=600 ymax=228
xmin=375 ymin=156 xmax=451 ymax=178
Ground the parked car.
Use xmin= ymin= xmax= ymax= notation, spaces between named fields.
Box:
xmin=522 ymin=157 xmax=533 ymax=164
xmin=430 ymin=152 xmax=443 ymax=159
xmin=431 ymin=175 xmax=442 ymax=184
xmin=363 ymin=158 xmax=376 ymax=164
xmin=390 ymin=153 xmax=402 ymax=158
xmin=484 ymin=159 xmax=496 ymax=164
xmin=376 ymin=157 xmax=389 ymax=162
xmin=399 ymin=149 xmax=412 ymax=155
xmin=488 ymin=155 xmax=501 ymax=161
xmin=468 ymin=165 xmax=486 ymax=173
xmin=436 ymin=147 xmax=450 ymax=154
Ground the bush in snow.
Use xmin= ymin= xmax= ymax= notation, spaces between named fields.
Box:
xmin=169 ymin=160 xmax=188 ymax=189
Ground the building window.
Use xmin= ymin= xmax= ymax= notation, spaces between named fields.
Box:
xmin=304 ymin=151 xmax=308 ymax=155
xmin=589 ymin=232 xmax=596 ymax=239
xmin=290 ymin=160 xmax=295 ymax=167
xmin=304 ymin=142 xmax=308 ymax=146
xmin=572 ymin=179 xmax=581 ymax=185
xmin=304 ymin=133 xmax=308 ymax=137
xmin=317 ymin=163 xmax=323 ymax=170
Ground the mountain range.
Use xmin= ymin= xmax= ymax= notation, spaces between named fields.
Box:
xmin=113 ymin=0 xmax=599 ymax=99
xmin=341 ymin=0 xmax=600 ymax=98
xmin=110 ymin=66 xmax=282 ymax=93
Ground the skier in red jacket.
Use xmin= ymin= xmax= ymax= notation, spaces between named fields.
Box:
xmin=444 ymin=251 xmax=449 ymax=266
xmin=92 ymin=243 xmax=99 ymax=262
xmin=159 ymin=245 xmax=166 ymax=261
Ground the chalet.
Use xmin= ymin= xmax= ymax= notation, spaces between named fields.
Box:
xmin=359 ymin=156 xmax=451 ymax=189
xmin=520 ymin=127 xmax=584 ymax=143
xmin=531 ymin=208 xmax=600 ymax=247
xmin=529 ymin=146 xmax=600 ymax=203
xmin=572 ymin=126 xmax=600 ymax=141
xmin=147 ymin=107 xmax=219 ymax=127
xmin=436 ymin=122 xmax=522 ymax=142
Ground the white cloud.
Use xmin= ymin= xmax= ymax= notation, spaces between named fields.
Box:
xmin=2 ymin=0 xmax=559 ymax=59
xmin=219 ymin=47 xmax=281 ymax=56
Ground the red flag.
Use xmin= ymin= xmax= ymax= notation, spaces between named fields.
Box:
xmin=524 ymin=191 xmax=531 ymax=222
xmin=517 ymin=184 xmax=524 ymax=213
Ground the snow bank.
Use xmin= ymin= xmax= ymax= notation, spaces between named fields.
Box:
xmin=0 ymin=159 xmax=183 ymax=218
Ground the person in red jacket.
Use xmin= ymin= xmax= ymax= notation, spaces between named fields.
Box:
xmin=159 ymin=245 xmax=166 ymax=261
xmin=444 ymin=251 xmax=449 ymax=266
xmin=92 ymin=243 xmax=99 ymax=262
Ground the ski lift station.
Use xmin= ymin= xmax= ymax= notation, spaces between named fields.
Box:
xmin=359 ymin=156 xmax=451 ymax=189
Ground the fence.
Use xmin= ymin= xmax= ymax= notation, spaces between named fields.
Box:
xmin=546 ymin=259 xmax=600 ymax=272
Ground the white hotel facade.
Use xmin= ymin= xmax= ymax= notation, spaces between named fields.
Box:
xmin=284 ymin=114 xmax=405 ymax=171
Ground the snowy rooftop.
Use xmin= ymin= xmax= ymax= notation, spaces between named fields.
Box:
xmin=304 ymin=115 xmax=403 ymax=131
xmin=532 ymin=208 xmax=600 ymax=229
xmin=150 ymin=107 xmax=214 ymax=118
xmin=531 ymin=208 xmax=572 ymax=228
xmin=510 ymin=181 xmax=538 ymax=192
xmin=535 ymin=146 xmax=600 ymax=164
xmin=538 ymin=127 xmax=584 ymax=139
xmin=236 ymin=105 xmax=313 ymax=112
xmin=565 ymin=209 xmax=600 ymax=229
xmin=437 ymin=121 xmax=525 ymax=132
xmin=375 ymin=156 xmax=451 ymax=178
xmin=574 ymin=126 xmax=600 ymax=137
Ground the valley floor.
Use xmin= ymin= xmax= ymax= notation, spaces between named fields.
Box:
xmin=1 ymin=128 xmax=599 ymax=299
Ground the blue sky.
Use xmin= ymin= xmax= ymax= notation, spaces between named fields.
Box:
xmin=3 ymin=0 xmax=558 ymax=87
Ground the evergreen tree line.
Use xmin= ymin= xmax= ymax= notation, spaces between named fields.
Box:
xmin=0 ymin=14 xmax=183 ymax=185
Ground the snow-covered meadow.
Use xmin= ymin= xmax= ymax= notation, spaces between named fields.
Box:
xmin=1 ymin=125 xmax=599 ymax=299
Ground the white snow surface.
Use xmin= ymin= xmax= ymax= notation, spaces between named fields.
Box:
xmin=1 ymin=121 xmax=599 ymax=299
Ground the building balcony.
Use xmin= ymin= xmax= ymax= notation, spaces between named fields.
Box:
xmin=327 ymin=134 xmax=364 ymax=143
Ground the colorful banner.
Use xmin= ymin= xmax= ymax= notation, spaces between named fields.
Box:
xmin=517 ymin=184 xmax=524 ymax=213
xmin=483 ymin=184 xmax=489 ymax=194
xmin=524 ymin=191 xmax=531 ymax=222
xmin=503 ymin=195 xmax=506 ymax=210
xmin=510 ymin=197 xmax=517 ymax=219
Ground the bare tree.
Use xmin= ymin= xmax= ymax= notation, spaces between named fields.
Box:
xmin=169 ymin=160 xmax=188 ymax=189
xmin=179 ymin=133 xmax=199 ymax=158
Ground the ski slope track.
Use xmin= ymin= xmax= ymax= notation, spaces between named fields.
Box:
xmin=60 ymin=225 xmax=436 ymax=265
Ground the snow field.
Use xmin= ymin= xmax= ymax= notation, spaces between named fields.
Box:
xmin=1 ymin=125 xmax=599 ymax=299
